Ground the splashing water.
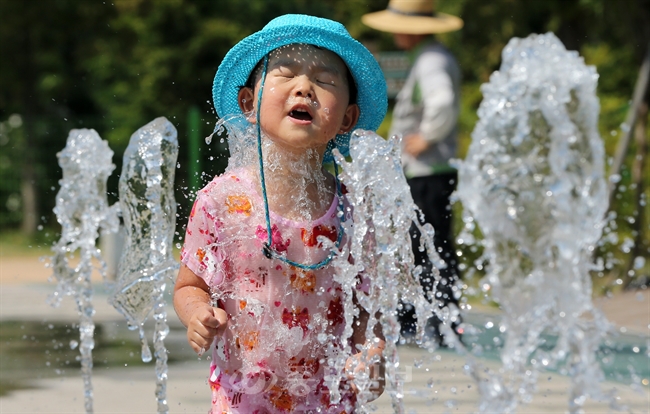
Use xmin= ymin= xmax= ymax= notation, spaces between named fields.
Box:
xmin=208 ymin=113 xmax=333 ymax=222
xmin=455 ymin=33 xmax=615 ymax=413
xmin=50 ymin=118 xmax=178 ymax=413
xmin=49 ymin=129 xmax=119 ymax=413
xmin=108 ymin=117 xmax=179 ymax=413
xmin=205 ymin=110 xmax=457 ymax=411
xmin=328 ymin=130 xmax=462 ymax=412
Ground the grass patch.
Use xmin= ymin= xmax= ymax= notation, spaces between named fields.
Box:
xmin=0 ymin=229 xmax=58 ymax=258
xmin=0 ymin=381 xmax=37 ymax=398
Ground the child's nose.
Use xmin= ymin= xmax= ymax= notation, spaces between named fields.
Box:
xmin=293 ymin=76 xmax=313 ymax=98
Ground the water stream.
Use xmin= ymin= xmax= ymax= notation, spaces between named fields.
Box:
xmin=455 ymin=33 xmax=616 ymax=413
xmin=330 ymin=130 xmax=462 ymax=412
xmin=45 ymin=33 xmax=639 ymax=413
xmin=49 ymin=118 xmax=178 ymax=413
xmin=49 ymin=129 xmax=119 ymax=413
xmin=109 ymin=117 xmax=179 ymax=413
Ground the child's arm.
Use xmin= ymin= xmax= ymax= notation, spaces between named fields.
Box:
xmin=347 ymin=299 xmax=386 ymax=400
xmin=173 ymin=264 xmax=228 ymax=355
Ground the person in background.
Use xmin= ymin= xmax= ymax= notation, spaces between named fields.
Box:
xmin=362 ymin=0 xmax=463 ymax=344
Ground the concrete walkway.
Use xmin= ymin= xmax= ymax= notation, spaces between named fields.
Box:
xmin=1 ymin=255 xmax=648 ymax=413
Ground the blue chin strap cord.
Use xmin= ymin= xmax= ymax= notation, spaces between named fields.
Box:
xmin=255 ymin=54 xmax=345 ymax=271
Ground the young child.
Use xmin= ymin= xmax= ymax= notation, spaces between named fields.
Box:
xmin=173 ymin=14 xmax=388 ymax=413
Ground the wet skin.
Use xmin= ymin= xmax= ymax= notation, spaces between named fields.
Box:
xmin=238 ymin=44 xmax=360 ymax=159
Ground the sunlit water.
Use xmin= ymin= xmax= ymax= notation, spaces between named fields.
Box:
xmin=331 ymin=130 xmax=462 ymax=412
xmin=109 ymin=117 xmax=179 ymax=413
xmin=45 ymin=33 xmax=644 ymax=413
xmin=206 ymin=111 xmax=461 ymax=413
xmin=49 ymin=128 xmax=119 ymax=413
xmin=455 ymin=33 xmax=616 ymax=413
xmin=50 ymin=118 xmax=178 ymax=413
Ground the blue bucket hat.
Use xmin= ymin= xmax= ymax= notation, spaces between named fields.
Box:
xmin=213 ymin=14 xmax=388 ymax=163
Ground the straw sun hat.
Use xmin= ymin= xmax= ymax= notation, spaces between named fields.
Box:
xmin=362 ymin=0 xmax=463 ymax=35
xmin=213 ymin=14 xmax=388 ymax=163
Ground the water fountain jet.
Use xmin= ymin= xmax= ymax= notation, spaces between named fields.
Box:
xmin=455 ymin=32 xmax=617 ymax=413
xmin=49 ymin=129 xmax=119 ymax=413
xmin=49 ymin=117 xmax=178 ymax=414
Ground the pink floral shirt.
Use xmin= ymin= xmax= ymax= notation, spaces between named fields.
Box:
xmin=180 ymin=168 xmax=355 ymax=413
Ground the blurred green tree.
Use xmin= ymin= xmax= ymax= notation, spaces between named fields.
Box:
xmin=0 ymin=0 xmax=110 ymax=234
xmin=0 ymin=0 xmax=647 ymax=285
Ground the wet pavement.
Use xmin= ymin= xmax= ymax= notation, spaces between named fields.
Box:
xmin=1 ymin=256 xmax=648 ymax=413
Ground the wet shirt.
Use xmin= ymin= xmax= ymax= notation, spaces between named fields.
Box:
xmin=180 ymin=168 xmax=355 ymax=413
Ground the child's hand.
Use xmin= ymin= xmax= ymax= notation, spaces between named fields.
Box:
xmin=174 ymin=265 xmax=228 ymax=356
xmin=186 ymin=305 xmax=228 ymax=356
xmin=345 ymin=351 xmax=385 ymax=401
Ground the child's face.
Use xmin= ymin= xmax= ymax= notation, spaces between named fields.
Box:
xmin=238 ymin=44 xmax=360 ymax=158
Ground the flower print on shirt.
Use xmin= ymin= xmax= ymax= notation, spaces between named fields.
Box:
xmin=289 ymin=356 xmax=320 ymax=379
xmin=191 ymin=244 xmax=226 ymax=285
xmin=225 ymin=194 xmax=252 ymax=215
xmin=235 ymin=330 xmax=259 ymax=351
xmin=281 ymin=307 xmax=310 ymax=336
xmin=327 ymin=296 xmax=344 ymax=327
xmin=256 ymin=224 xmax=290 ymax=252
xmin=289 ymin=269 xmax=316 ymax=293
xmin=301 ymin=224 xmax=337 ymax=247
xmin=268 ymin=385 xmax=296 ymax=412
xmin=241 ymin=267 xmax=267 ymax=292
xmin=181 ymin=168 xmax=353 ymax=412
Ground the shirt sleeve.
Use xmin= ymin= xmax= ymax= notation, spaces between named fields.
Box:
xmin=180 ymin=191 xmax=226 ymax=287
xmin=416 ymin=51 xmax=459 ymax=144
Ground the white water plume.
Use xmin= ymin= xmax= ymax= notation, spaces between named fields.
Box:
xmin=109 ymin=117 xmax=179 ymax=413
xmin=455 ymin=33 xmax=616 ymax=413
xmin=50 ymin=118 xmax=178 ymax=414
xmin=49 ymin=129 xmax=119 ymax=413
xmin=330 ymin=130 xmax=462 ymax=413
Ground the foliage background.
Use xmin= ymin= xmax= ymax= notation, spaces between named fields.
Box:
xmin=0 ymin=0 xmax=648 ymax=291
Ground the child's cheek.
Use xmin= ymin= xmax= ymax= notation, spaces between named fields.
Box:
xmin=324 ymin=114 xmax=342 ymax=137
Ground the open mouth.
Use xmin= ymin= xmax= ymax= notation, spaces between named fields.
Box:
xmin=289 ymin=108 xmax=313 ymax=121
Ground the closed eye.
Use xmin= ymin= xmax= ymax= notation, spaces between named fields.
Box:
xmin=316 ymin=78 xmax=336 ymax=86
xmin=272 ymin=67 xmax=295 ymax=78
xmin=315 ymin=72 xmax=337 ymax=86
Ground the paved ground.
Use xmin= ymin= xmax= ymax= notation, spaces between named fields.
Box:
xmin=1 ymin=255 xmax=648 ymax=413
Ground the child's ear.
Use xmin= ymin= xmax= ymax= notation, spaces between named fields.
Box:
xmin=238 ymin=87 xmax=255 ymax=120
xmin=339 ymin=103 xmax=360 ymax=134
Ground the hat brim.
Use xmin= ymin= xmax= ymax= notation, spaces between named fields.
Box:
xmin=362 ymin=10 xmax=463 ymax=35
xmin=213 ymin=15 xmax=388 ymax=163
